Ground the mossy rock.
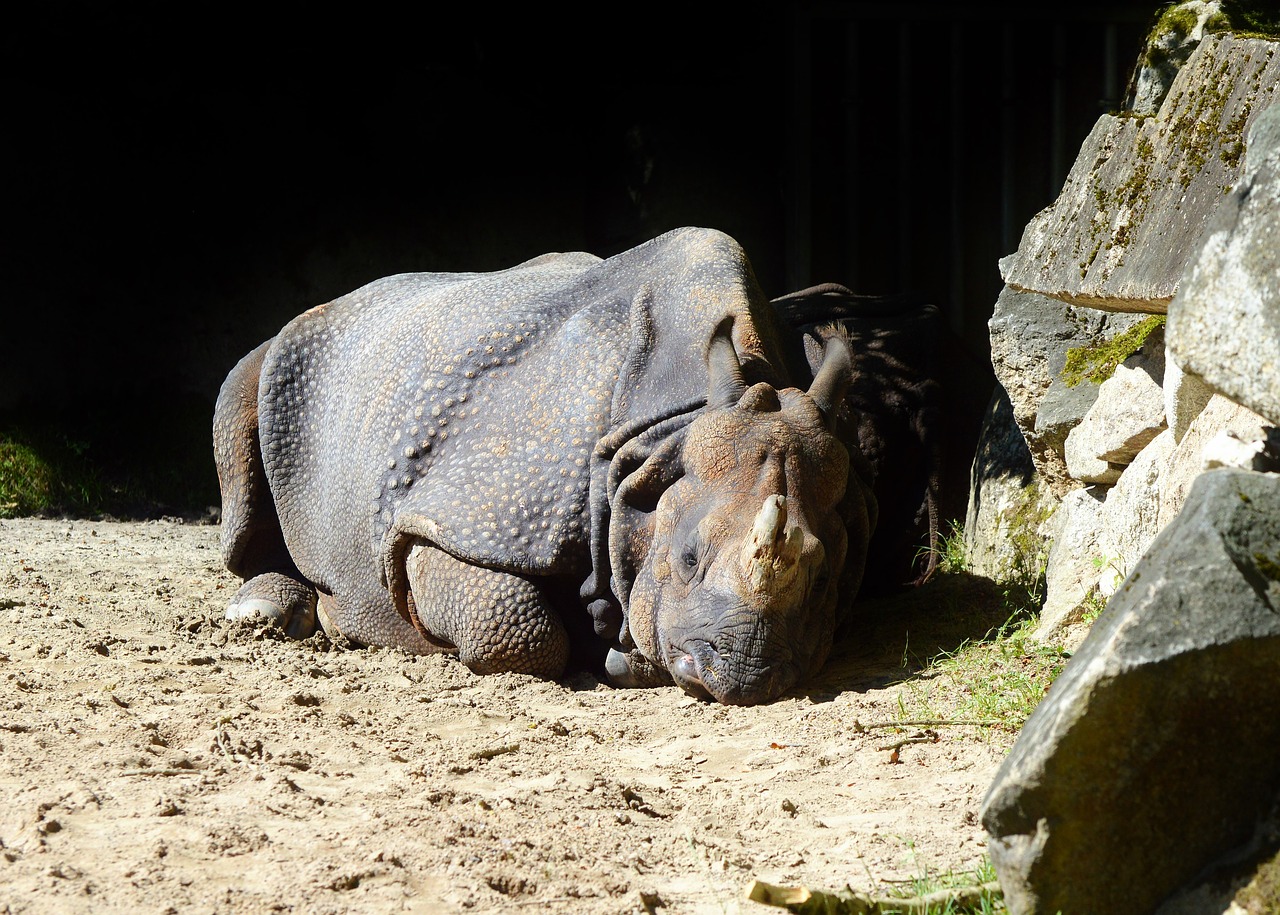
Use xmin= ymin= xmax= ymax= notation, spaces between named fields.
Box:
xmin=1061 ymin=315 xmax=1166 ymax=388
xmin=1217 ymin=0 xmax=1280 ymax=39
xmin=1235 ymin=845 xmax=1280 ymax=913
xmin=1145 ymin=1 xmax=1280 ymax=51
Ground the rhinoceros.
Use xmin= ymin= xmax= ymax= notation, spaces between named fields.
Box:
xmin=213 ymin=227 xmax=877 ymax=705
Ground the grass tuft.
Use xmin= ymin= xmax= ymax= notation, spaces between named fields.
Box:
xmin=884 ymin=856 xmax=1005 ymax=914
xmin=894 ymin=612 xmax=1069 ymax=738
xmin=891 ymin=515 xmax=1064 ymax=742
xmin=0 ymin=417 xmax=217 ymax=520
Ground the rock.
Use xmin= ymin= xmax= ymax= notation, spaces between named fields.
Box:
xmin=1167 ymin=101 xmax=1280 ymax=425
xmin=1125 ymin=1 xmax=1225 ymax=116
xmin=1095 ymin=429 xmax=1176 ymax=597
xmin=988 ymin=285 xmax=1145 ymax=496
xmin=1000 ymin=35 xmax=1280 ymax=312
xmin=1163 ymin=351 xmax=1213 ymax=444
xmin=1157 ymin=827 xmax=1280 ymax=915
xmin=1033 ymin=486 xmax=1106 ymax=642
xmin=1032 ymin=367 xmax=1102 ymax=467
xmin=1061 ymin=442 xmax=1124 ymax=485
xmin=1158 ymin=394 xmax=1279 ymax=529
xmin=982 ymin=468 xmax=1280 ymax=915
xmin=964 ymin=386 xmax=1040 ymax=582
xmin=1202 ymin=429 xmax=1279 ymax=472
xmin=1063 ymin=328 xmax=1168 ymax=479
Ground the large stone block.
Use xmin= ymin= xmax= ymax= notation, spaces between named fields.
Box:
xmin=1158 ymin=394 xmax=1278 ymax=530
xmin=1095 ymin=428 xmax=1175 ymax=596
xmin=1163 ymin=351 xmax=1214 ymax=444
xmin=1063 ymin=328 xmax=1168 ymax=483
xmin=982 ymin=468 xmax=1280 ymax=915
xmin=964 ymin=386 xmax=1042 ymax=582
xmin=1167 ymin=101 xmax=1280 ymax=425
xmin=1037 ymin=429 xmax=1177 ymax=646
xmin=1032 ymin=367 xmax=1102 ymax=461
xmin=1033 ymin=485 xmax=1106 ymax=642
xmin=988 ymin=285 xmax=1145 ymax=496
xmin=1001 ymin=35 xmax=1279 ymax=312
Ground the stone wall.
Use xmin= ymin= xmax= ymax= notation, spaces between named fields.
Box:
xmin=968 ymin=29 xmax=1280 ymax=644
xmin=972 ymin=11 xmax=1280 ymax=913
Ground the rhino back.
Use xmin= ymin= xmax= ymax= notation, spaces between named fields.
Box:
xmin=256 ymin=227 xmax=788 ymax=634
xmin=257 ymin=253 xmax=608 ymax=590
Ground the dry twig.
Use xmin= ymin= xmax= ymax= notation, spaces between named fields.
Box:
xmin=746 ymin=878 xmax=1002 ymax=914
xmin=853 ymin=718 xmax=1003 ymax=732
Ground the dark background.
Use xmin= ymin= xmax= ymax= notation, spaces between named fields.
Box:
xmin=3 ymin=3 xmax=1158 ymax=515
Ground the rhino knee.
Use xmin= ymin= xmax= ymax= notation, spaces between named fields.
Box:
xmin=405 ymin=543 xmax=569 ymax=679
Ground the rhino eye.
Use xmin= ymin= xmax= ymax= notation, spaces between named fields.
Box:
xmin=676 ymin=538 xmax=703 ymax=583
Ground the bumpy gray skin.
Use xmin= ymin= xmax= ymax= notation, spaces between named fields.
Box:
xmin=214 ymin=227 xmax=877 ymax=704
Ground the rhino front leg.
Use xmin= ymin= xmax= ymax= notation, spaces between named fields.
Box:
xmin=404 ymin=542 xmax=569 ymax=678
xmin=226 ymin=572 xmax=318 ymax=640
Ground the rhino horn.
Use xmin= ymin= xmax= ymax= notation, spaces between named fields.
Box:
xmin=706 ymin=318 xmax=747 ymax=410
xmin=807 ymin=333 xmax=853 ymax=423
xmin=741 ymin=494 xmax=804 ymax=592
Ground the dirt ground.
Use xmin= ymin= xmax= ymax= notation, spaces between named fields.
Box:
xmin=0 ymin=518 xmax=1009 ymax=914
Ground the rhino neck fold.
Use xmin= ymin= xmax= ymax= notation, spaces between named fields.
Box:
xmin=579 ymin=400 xmax=704 ymax=636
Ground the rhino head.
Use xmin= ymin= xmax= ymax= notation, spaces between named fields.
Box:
xmin=606 ymin=322 xmax=871 ymax=705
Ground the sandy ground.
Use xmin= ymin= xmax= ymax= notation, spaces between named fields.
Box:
xmin=0 ymin=518 xmax=1009 ymax=914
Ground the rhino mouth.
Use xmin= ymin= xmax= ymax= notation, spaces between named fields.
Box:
xmin=667 ymin=637 xmax=798 ymax=706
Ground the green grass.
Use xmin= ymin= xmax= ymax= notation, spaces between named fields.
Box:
xmin=0 ymin=430 xmax=110 ymax=518
xmin=882 ymin=856 xmax=1004 ymax=914
xmin=0 ymin=437 xmax=54 ymax=516
xmin=0 ymin=412 xmax=219 ymax=520
xmin=892 ymin=515 xmax=1066 ymax=738
xmin=893 ymin=612 xmax=1069 ymax=737
xmin=755 ymin=855 xmax=1005 ymax=914
xmin=919 ymin=519 xmax=969 ymax=576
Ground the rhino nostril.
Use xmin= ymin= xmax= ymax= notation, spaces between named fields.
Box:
xmin=672 ymin=654 xmax=714 ymax=702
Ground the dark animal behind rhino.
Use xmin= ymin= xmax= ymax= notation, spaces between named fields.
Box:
xmin=214 ymin=227 xmax=878 ymax=705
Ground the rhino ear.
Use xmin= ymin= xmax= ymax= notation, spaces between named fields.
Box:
xmin=706 ymin=317 xmax=747 ymax=410
xmin=807 ymin=332 xmax=853 ymax=425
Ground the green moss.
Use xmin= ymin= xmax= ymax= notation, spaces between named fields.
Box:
xmin=1006 ymin=484 xmax=1053 ymax=588
xmin=1123 ymin=134 xmax=1157 ymax=208
xmin=1150 ymin=1 xmax=1280 ymax=42
xmin=1221 ymin=98 xmax=1255 ymax=168
xmin=1204 ymin=10 xmax=1232 ymax=31
xmin=1151 ymin=36 xmax=1271 ymax=190
xmin=1079 ymin=238 xmax=1104 ymax=279
xmin=1153 ymin=3 xmax=1202 ymax=45
xmin=1084 ymin=126 xmax=1154 ymax=276
xmin=1235 ymin=846 xmax=1280 ymax=913
xmin=1062 ymin=315 xmax=1167 ymax=388
xmin=1255 ymin=551 xmax=1280 ymax=582
xmin=1219 ymin=0 xmax=1280 ymax=38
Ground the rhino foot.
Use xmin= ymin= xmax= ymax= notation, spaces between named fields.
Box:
xmin=226 ymin=573 xmax=318 ymax=640
xmin=605 ymin=648 xmax=672 ymax=689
